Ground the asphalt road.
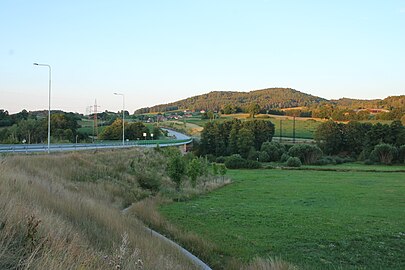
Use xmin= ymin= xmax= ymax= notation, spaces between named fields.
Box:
xmin=0 ymin=129 xmax=192 ymax=153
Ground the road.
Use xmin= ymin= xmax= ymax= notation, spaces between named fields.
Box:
xmin=0 ymin=129 xmax=192 ymax=153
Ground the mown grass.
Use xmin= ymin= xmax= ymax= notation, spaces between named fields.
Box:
xmin=0 ymin=149 xmax=201 ymax=269
xmin=159 ymin=169 xmax=405 ymax=269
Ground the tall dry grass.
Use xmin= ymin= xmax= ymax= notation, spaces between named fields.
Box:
xmin=0 ymin=149 xmax=200 ymax=269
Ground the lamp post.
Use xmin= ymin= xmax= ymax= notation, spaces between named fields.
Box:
xmin=114 ymin=92 xmax=125 ymax=146
xmin=33 ymin=63 xmax=51 ymax=153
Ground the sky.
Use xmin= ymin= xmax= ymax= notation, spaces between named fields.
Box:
xmin=1 ymin=0 xmax=404 ymax=114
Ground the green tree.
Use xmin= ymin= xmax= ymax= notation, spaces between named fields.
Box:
xmin=248 ymin=103 xmax=261 ymax=118
xmin=212 ymin=163 xmax=219 ymax=175
xmin=99 ymin=119 xmax=123 ymax=140
xmin=237 ymin=128 xmax=254 ymax=158
xmin=315 ymin=120 xmax=343 ymax=155
xmin=261 ymin=141 xmax=285 ymax=161
xmin=167 ymin=154 xmax=186 ymax=191
xmin=288 ymin=144 xmax=323 ymax=165
xmin=218 ymin=164 xmax=227 ymax=180
xmin=370 ymin=143 xmax=397 ymax=165
xmin=187 ymin=158 xmax=201 ymax=188
xmin=126 ymin=122 xmax=149 ymax=140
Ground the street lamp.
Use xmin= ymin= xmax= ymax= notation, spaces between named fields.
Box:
xmin=33 ymin=63 xmax=51 ymax=153
xmin=114 ymin=92 xmax=125 ymax=146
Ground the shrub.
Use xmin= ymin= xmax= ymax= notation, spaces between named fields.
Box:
xmin=225 ymin=154 xmax=262 ymax=169
xmin=167 ymin=154 xmax=186 ymax=190
xmin=258 ymin=151 xmax=270 ymax=162
xmin=280 ymin=153 xmax=290 ymax=163
xmin=245 ymin=160 xmax=262 ymax=169
xmin=314 ymin=156 xmax=336 ymax=165
xmin=247 ymin=147 xmax=260 ymax=161
xmin=261 ymin=141 xmax=286 ymax=162
xmin=286 ymin=157 xmax=302 ymax=167
xmin=224 ymin=154 xmax=246 ymax=169
xmin=215 ymin=156 xmax=226 ymax=163
xmin=205 ymin=154 xmax=216 ymax=163
xmin=137 ymin=172 xmax=161 ymax=192
xmin=399 ymin=145 xmax=405 ymax=164
xmin=288 ymin=144 xmax=323 ymax=165
xmin=370 ymin=143 xmax=398 ymax=165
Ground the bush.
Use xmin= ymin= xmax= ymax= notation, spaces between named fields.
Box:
xmin=247 ymin=147 xmax=260 ymax=161
xmin=258 ymin=151 xmax=270 ymax=162
xmin=286 ymin=157 xmax=302 ymax=167
xmin=215 ymin=156 xmax=226 ymax=163
xmin=205 ymin=154 xmax=216 ymax=163
xmin=245 ymin=160 xmax=262 ymax=169
xmin=370 ymin=143 xmax=398 ymax=165
xmin=288 ymin=144 xmax=323 ymax=165
xmin=260 ymin=141 xmax=286 ymax=162
xmin=225 ymin=154 xmax=262 ymax=169
xmin=399 ymin=145 xmax=405 ymax=164
xmin=280 ymin=153 xmax=290 ymax=163
xmin=334 ymin=156 xmax=344 ymax=164
xmin=225 ymin=154 xmax=245 ymax=169
xmin=314 ymin=156 xmax=336 ymax=165
xmin=137 ymin=173 xmax=161 ymax=192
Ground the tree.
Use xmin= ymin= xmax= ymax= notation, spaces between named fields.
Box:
xmin=237 ymin=128 xmax=254 ymax=158
xmin=218 ymin=164 xmax=227 ymax=180
xmin=370 ymin=143 xmax=397 ymax=165
xmin=222 ymin=104 xmax=237 ymax=114
xmin=126 ymin=122 xmax=149 ymax=140
xmin=99 ymin=119 xmax=123 ymax=140
xmin=167 ymin=154 xmax=186 ymax=190
xmin=342 ymin=122 xmax=371 ymax=155
xmin=286 ymin=157 xmax=302 ymax=167
xmin=243 ymin=120 xmax=275 ymax=150
xmin=248 ymin=103 xmax=261 ymax=118
xmin=288 ymin=144 xmax=323 ymax=165
xmin=315 ymin=120 xmax=343 ymax=155
xmin=187 ymin=158 xmax=201 ymax=188
xmin=212 ymin=163 xmax=219 ymax=175
xmin=261 ymin=141 xmax=285 ymax=161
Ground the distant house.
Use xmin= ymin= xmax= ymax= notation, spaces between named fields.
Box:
xmin=355 ymin=108 xmax=390 ymax=114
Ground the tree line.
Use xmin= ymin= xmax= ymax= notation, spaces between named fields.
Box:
xmin=0 ymin=111 xmax=81 ymax=144
xmin=315 ymin=120 xmax=405 ymax=164
xmin=198 ymin=119 xmax=275 ymax=158
xmin=99 ymin=119 xmax=161 ymax=140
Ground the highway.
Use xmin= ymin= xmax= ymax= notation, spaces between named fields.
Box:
xmin=0 ymin=129 xmax=192 ymax=154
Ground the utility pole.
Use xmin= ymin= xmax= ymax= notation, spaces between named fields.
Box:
xmin=93 ymin=99 xmax=101 ymax=139
xmin=279 ymin=119 xmax=282 ymax=143
xmin=86 ymin=106 xmax=94 ymax=143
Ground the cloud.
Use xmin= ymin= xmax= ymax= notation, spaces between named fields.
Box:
xmin=400 ymin=8 xmax=405 ymax=13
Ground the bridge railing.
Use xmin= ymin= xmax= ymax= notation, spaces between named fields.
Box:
xmin=0 ymin=138 xmax=193 ymax=153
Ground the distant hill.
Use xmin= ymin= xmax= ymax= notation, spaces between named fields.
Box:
xmin=136 ymin=88 xmax=405 ymax=114
xmin=136 ymin=88 xmax=327 ymax=113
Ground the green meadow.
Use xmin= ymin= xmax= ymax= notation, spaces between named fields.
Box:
xmin=160 ymin=168 xmax=405 ymax=269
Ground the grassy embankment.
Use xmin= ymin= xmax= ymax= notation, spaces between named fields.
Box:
xmin=0 ymin=149 xmax=213 ymax=270
xmin=159 ymin=167 xmax=405 ymax=269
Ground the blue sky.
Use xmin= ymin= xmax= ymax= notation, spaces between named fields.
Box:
xmin=1 ymin=0 xmax=404 ymax=114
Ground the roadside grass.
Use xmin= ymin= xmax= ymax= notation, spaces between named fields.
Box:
xmin=0 ymin=149 xmax=201 ymax=269
xmin=159 ymin=169 xmax=405 ymax=269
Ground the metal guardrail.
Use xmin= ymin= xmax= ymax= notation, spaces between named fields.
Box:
xmin=0 ymin=138 xmax=193 ymax=153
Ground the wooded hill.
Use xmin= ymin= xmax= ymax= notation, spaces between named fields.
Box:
xmin=135 ymin=87 xmax=404 ymax=113
xmin=136 ymin=88 xmax=326 ymax=113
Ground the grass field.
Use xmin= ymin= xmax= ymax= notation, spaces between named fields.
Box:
xmin=159 ymin=169 xmax=405 ymax=269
